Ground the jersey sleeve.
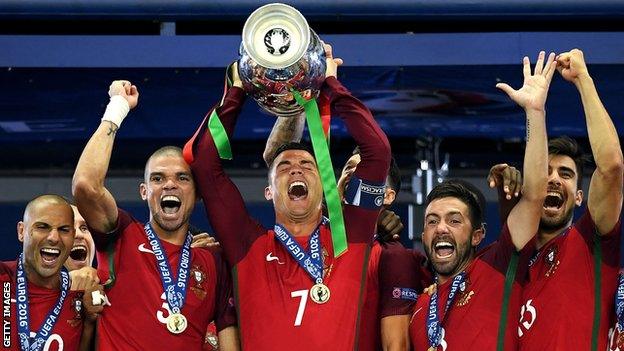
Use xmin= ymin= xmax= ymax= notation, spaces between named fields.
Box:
xmin=378 ymin=242 xmax=422 ymax=317
xmin=90 ymin=208 xmax=134 ymax=252
xmin=478 ymin=223 xmax=535 ymax=283
xmin=185 ymin=86 xmax=266 ymax=266
xmin=321 ymin=77 xmax=391 ymax=243
xmin=574 ymin=207 xmax=622 ymax=267
xmin=212 ymin=251 xmax=237 ymax=331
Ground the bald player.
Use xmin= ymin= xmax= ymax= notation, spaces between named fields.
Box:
xmin=1 ymin=195 xmax=84 ymax=350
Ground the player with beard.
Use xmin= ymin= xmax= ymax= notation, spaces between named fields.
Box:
xmin=185 ymin=43 xmax=391 ymax=349
xmin=409 ymin=51 xmax=553 ymax=350
xmin=0 ymin=195 xmax=84 ymax=350
xmin=72 ymin=81 xmax=238 ymax=350
xmin=492 ymin=49 xmax=623 ymax=351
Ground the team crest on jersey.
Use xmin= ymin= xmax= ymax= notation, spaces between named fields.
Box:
xmin=190 ymin=265 xmax=207 ymax=300
xmin=456 ymin=276 xmax=474 ymax=307
xmin=68 ymin=294 xmax=84 ymax=327
xmin=544 ymin=246 xmax=560 ymax=277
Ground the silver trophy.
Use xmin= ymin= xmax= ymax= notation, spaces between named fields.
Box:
xmin=238 ymin=3 xmax=326 ymax=117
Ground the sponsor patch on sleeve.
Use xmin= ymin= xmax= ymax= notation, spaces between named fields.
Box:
xmin=392 ymin=287 xmax=418 ymax=301
xmin=343 ymin=176 xmax=386 ymax=210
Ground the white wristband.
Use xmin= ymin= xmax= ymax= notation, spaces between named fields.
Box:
xmin=102 ymin=95 xmax=130 ymax=128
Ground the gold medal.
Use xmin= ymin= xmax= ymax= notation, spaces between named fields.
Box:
xmin=166 ymin=313 xmax=188 ymax=334
xmin=310 ymin=283 xmax=330 ymax=304
xmin=428 ymin=347 xmax=437 ymax=351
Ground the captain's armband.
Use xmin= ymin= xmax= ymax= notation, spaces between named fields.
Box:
xmin=343 ymin=176 xmax=386 ymax=210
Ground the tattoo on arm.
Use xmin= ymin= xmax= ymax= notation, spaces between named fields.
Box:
xmin=526 ymin=119 xmax=531 ymax=141
xmin=107 ymin=125 xmax=118 ymax=137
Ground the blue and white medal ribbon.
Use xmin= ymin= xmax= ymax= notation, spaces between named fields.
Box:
xmin=144 ymin=223 xmax=192 ymax=334
xmin=616 ymin=273 xmax=624 ymax=332
xmin=16 ymin=253 xmax=70 ymax=351
xmin=274 ymin=217 xmax=331 ymax=304
xmin=426 ymin=272 xmax=466 ymax=350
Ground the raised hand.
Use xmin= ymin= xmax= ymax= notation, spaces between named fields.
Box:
xmin=487 ymin=163 xmax=522 ymax=200
xmin=556 ymin=49 xmax=589 ymax=84
xmin=69 ymin=266 xmax=100 ymax=291
xmin=108 ymin=80 xmax=139 ymax=109
xmin=496 ymin=51 xmax=557 ymax=112
xmin=323 ymin=43 xmax=343 ymax=79
xmin=377 ymin=209 xmax=404 ymax=242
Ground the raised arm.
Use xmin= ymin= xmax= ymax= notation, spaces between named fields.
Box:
xmin=557 ymin=49 xmax=624 ymax=235
xmin=496 ymin=51 xmax=553 ymax=250
xmin=185 ymin=65 xmax=264 ymax=265
xmin=321 ymin=44 xmax=391 ymax=184
xmin=263 ymin=113 xmax=306 ymax=167
xmin=72 ymin=81 xmax=139 ymax=234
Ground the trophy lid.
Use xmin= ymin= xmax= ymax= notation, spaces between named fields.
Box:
xmin=242 ymin=3 xmax=311 ymax=70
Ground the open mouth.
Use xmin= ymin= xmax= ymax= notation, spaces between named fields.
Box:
xmin=543 ymin=191 xmax=564 ymax=211
xmin=161 ymin=195 xmax=181 ymax=214
xmin=288 ymin=181 xmax=308 ymax=200
xmin=40 ymin=247 xmax=61 ymax=264
xmin=433 ymin=241 xmax=455 ymax=259
xmin=69 ymin=245 xmax=88 ymax=262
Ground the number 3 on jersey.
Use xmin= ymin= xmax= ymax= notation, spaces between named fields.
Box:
xmin=291 ymin=290 xmax=309 ymax=326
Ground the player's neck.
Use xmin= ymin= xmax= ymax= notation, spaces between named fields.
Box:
xmin=277 ymin=212 xmax=323 ymax=237
xmin=537 ymin=221 xmax=572 ymax=249
xmin=436 ymin=257 xmax=473 ymax=285
xmin=149 ymin=220 xmax=189 ymax=246
xmin=24 ymin=263 xmax=60 ymax=290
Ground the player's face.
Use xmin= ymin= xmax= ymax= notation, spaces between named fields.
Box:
xmin=267 ymin=149 xmax=323 ymax=221
xmin=540 ymin=154 xmax=583 ymax=231
xmin=141 ymin=154 xmax=196 ymax=234
xmin=64 ymin=205 xmax=95 ymax=271
xmin=337 ymin=154 xmax=361 ymax=201
xmin=18 ymin=201 xmax=75 ymax=284
xmin=422 ymin=197 xmax=481 ymax=279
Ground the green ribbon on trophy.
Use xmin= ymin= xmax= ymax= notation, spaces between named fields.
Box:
xmin=292 ymin=91 xmax=347 ymax=257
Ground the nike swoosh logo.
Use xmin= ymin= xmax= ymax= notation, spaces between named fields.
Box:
xmin=266 ymin=253 xmax=284 ymax=265
xmin=138 ymin=243 xmax=155 ymax=255
xmin=414 ymin=307 xmax=423 ymax=315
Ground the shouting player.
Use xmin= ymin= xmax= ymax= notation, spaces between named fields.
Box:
xmin=410 ymin=51 xmax=553 ymax=350
xmin=1 ymin=195 xmax=84 ymax=350
xmin=72 ymin=81 xmax=238 ymax=350
xmin=185 ymin=43 xmax=390 ymax=349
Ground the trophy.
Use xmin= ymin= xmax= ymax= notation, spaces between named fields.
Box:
xmin=238 ymin=3 xmax=326 ymax=117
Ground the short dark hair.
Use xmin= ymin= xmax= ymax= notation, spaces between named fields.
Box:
xmin=426 ymin=179 xmax=485 ymax=230
xmin=269 ymin=142 xmax=316 ymax=169
xmin=548 ymin=136 xmax=589 ymax=188
xmin=144 ymin=146 xmax=185 ymax=181
xmin=352 ymin=147 xmax=401 ymax=195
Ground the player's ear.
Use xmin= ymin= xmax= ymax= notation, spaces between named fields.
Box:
xmin=574 ymin=189 xmax=583 ymax=206
xmin=383 ymin=188 xmax=396 ymax=206
xmin=264 ymin=186 xmax=273 ymax=201
xmin=139 ymin=183 xmax=148 ymax=201
xmin=17 ymin=221 xmax=25 ymax=242
xmin=471 ymin=226 xmax=485 ymax=246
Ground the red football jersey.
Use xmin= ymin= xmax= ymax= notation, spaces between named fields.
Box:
xmin=0 ymin=261 xmax=83 ymax=351
xmin=519 ymin=209 xmax=621 ymax=350
xmin=359 ymin=241 xmax=430 ymax=351
xmin=92 ymin=210 xmax=235 ymax=351
xmin=410 ymin=224 xmax=531 ymax=350
xmin=187 ymin=77 xmax=391 ymax=350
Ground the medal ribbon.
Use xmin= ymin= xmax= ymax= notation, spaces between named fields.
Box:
xmin=292 ymin=90 xmax=347 ymax=257
xmin=274 ymin=218 xmax=329 ymax=284
xmin=427 ymin=272 xmax=466 ymax=349
xmin=16 ymin=253 xmax=70 ymax=351
xmin=616 ymin=273 xmax=624 ymax=332
xmin=144 ymin=223 xmax=192 ymax=314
